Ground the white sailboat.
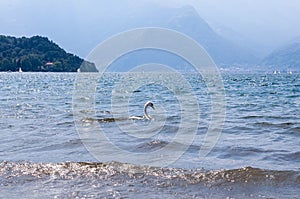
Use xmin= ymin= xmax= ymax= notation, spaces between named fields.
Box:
xmin=18 ymin=67 xmax=23 ymax=73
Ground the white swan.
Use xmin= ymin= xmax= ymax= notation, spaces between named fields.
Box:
xmin=130 ymin=101 xmax=155 ymax=120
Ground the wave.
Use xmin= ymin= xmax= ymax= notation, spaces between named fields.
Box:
xmin=254 ymin=121 xmax=299 ymax=129
xmin=80 ymin=116 xmax=149 ymax=123
xmin=81 ymin=117 xmax=118 ymax=123
xmin=135 ymin=140 xmax=169 ymax=152
xmin=1 ymin=161 xmax=299 ymax=186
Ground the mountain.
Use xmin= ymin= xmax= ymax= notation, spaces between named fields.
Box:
xmin=0 ymin=35 xmax=97 ymax=72
xmin=98 ymin=5 xmax=259 ymax=71
xmin=166 ymin=6 xmax=258 ymax=67
xmin=261 ymin=41 xmax=300 ymax=71
xmin=207 ymin=21 xmax=270 ymax=58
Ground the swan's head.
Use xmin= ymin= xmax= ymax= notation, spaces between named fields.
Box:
xmin=145 ymin=101 xmax=155 ymax=110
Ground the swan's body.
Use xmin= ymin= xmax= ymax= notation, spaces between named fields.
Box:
xmin=130 ymin=101 xmax=155 ymax=120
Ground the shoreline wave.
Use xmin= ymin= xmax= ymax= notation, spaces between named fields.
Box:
xmin=1 ymin=161 xmax=299 ymax=185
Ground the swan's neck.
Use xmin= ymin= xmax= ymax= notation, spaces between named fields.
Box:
xmin=144 ymin=104 xmax=152 ymax=120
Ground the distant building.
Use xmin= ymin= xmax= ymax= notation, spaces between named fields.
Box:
xmin=45 ymin=62 xmax=54 ymax=66
xmin=42 ymin=62 xmax=54 ymax=71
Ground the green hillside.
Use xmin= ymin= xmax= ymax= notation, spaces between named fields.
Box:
xmin=0 ymin=35 xmax=97 ymax=72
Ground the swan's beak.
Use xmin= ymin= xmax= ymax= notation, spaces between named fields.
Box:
xmin=152 ymin=105 xmax=155 ymax=110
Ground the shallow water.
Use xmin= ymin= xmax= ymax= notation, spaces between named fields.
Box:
xmin=0 ymin=72 xmax=299 ymax=198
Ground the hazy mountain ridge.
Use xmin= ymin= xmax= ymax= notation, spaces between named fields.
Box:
xmin=101 ymin=5 xmax=259 ymax=70
xmin=166 ymin=6 xmax=258 ymax=67
xmin=261 ymin=41 xmax=300 ymax=70
xmin=129 ymin=4 xmax=300 ymax=71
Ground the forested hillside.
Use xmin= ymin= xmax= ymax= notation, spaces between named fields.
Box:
xmin=0 ymin=35 xmax=97 ymax=72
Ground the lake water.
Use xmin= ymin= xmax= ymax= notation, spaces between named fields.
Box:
xmin=0 ymin=72 xmax=299 ymax=198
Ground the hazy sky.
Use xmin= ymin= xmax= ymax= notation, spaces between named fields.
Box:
xmin=1 ymin=0 xmax=300 ymax=56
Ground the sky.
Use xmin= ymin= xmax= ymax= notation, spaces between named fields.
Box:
xmin=1 ymin=0 xmax=300 ymax=57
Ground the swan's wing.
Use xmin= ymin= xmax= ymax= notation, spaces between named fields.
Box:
xmin=129 ymin=116 xmax=144 ymax=120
